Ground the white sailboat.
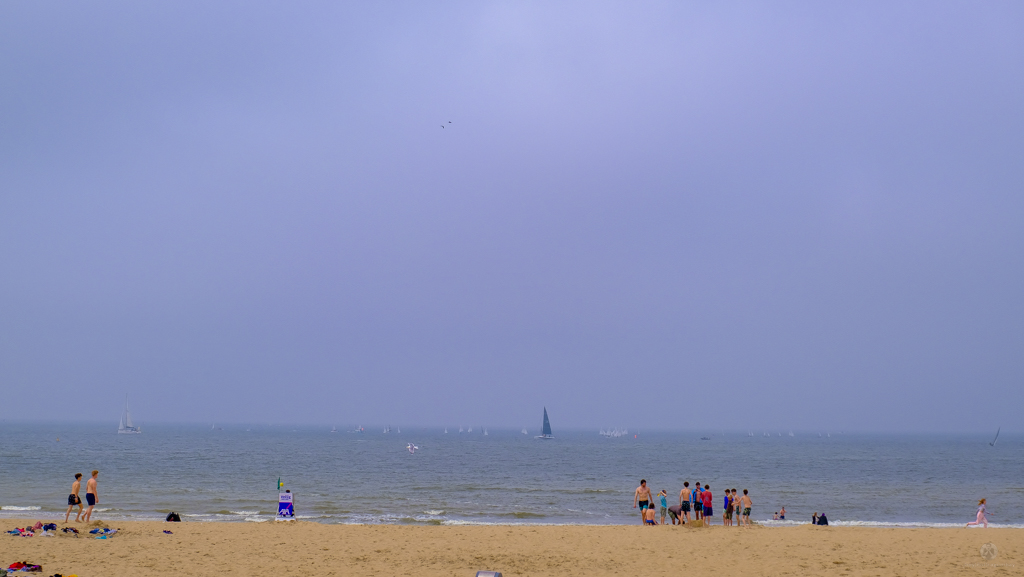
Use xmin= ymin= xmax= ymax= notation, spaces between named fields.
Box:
xmin=117 ymin=394 xmax=142 ymax=434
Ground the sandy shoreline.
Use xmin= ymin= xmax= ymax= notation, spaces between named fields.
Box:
xmin=3 ymin=520 xmax=1020 ymax=576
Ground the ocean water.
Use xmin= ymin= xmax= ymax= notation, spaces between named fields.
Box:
xmin=1 ymin=423 xmax=1021 ymax=527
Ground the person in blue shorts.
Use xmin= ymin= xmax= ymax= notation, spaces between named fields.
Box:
xmin=633 ymin=479 xmax=652 ymax=525
xmin=701 ymin=484 xmax=713 ymax=525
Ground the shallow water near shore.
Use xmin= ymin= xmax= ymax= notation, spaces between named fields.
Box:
xmin=1 ymin=423 xmax=1021 ymax=527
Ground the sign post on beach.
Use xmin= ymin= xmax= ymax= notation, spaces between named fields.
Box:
xmin=278 ymin=491 xmax=294 ymax=518
xmin=277 ymin=478 xmax=295 ymax=520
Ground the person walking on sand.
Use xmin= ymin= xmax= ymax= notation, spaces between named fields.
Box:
xmin=82 ymin=470 xmax=99 ymax=522
xmin=658 ymin=490 xmax=668 ymax=525
xmin=633 ymin=479 xmax=652 ymax=525
xmin=678 ymin=482 xmax=692 ymax=523
xmin=740 ymin=489 xmax=753 ymax=527
xmin=966 ymin=498 xmax=990 ymax=528
xmin=65 ymin=473 xmax=84 ymax=523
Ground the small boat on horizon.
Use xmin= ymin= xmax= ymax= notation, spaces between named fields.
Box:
xmin=118 ymin=394 xmax=141 ymax=434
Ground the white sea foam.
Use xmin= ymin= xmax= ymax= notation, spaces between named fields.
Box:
xmin=1 ymin=506 xmax=41 ymax=511
xmin=423 ymin=510 xmax=445 ymax=515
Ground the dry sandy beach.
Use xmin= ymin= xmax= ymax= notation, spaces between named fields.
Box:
xmin=2 ymin=521 xmax=1020 ymax=577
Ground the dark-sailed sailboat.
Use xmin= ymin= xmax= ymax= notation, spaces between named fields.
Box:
xmin=536 ymin=407 xmax=554 ymax=439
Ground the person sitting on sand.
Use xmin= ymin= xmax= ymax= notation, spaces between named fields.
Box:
xmin=966 ymin=499 xmax=990 ymax=528
xmin=644 ymin=503 xmax=658 ymax=525
xmin=817 ymin=513 xmax=828 ymax=526
xmin=812 ymin=512 xmax=818 ymax=525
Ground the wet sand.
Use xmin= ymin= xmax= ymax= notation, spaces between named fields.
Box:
xmin=2 ymin=520 xmax=1020 ymax=577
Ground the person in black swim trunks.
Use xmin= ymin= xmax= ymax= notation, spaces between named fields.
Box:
xmin=65 ymin=473 xmax=84 ymax=523
xmin=83 ymin=470 xmax=99 ymax=522
xmin=678 ymin=481 xmax=692 ymax=523
xmin=633 ymin=479 xmax=652 ymax=525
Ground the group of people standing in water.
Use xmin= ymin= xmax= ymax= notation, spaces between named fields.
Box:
xmin=632 ymin=479 xmax=752 ymax=527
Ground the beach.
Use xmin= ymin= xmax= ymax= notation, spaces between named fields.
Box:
xmin=3 ymin=521 xmax=1021 ymax=577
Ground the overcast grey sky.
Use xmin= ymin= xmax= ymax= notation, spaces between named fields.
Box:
xmin=1 ymin=1 xmax=1022 ymax=432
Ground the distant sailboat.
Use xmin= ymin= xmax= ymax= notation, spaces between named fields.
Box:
xmin=444 ymin=427 xmax=448 ymax=434
xmin=483 ymin=429 xmax=488 ymax=436
xmin=536 ymin=407 xmax=554 ymax=439
xmin=522 ymin=428 xmax=528 ymax=435
xmin=468 ymin=426 xmax=473 ymax=433
xmin=990 ymin=427 xmax=1000 ymax=447
xmin=330 ymin=426 xmax=337 ymax=433
xmin=117 ymin=394 xmax=141 ymax=434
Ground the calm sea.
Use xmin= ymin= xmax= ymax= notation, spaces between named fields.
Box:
xmin=1 ymin=423 xmax=1021 ymax=528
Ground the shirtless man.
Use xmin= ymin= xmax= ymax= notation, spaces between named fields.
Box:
xmin=633 ymin=479 xmax=652 ymax=525
xmin=678 ymin=482 xmax=692 ymax=523
xmin=83 ymin=470 xmax=99 ymax=522
xmin=65 ymin=473 xmax=84 ymax=523
xmin=740 ymin=489 xmax=753 ymax=527
xmin=692 ymin=482 xmax=702 ymax=521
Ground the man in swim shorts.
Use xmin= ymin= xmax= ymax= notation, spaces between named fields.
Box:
xmin=633 ymin=479 xmax=652 ymax=525
xmin=779 ymin=506 xmax=786 ymax=520
xmin=65 ymin=473 xmax=83 ymax=523
xmin=701 ymin=485 xmax=713 ymax=525
xmin=692 ymin=482 xmax=702 ymax=521
xmin=678 ymin=482 xmax=692 ymax=523
xmin=83 ymin=470 xmax=98 ymax=522
xmin=740 ymin=489 xmax=752 ymax=527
